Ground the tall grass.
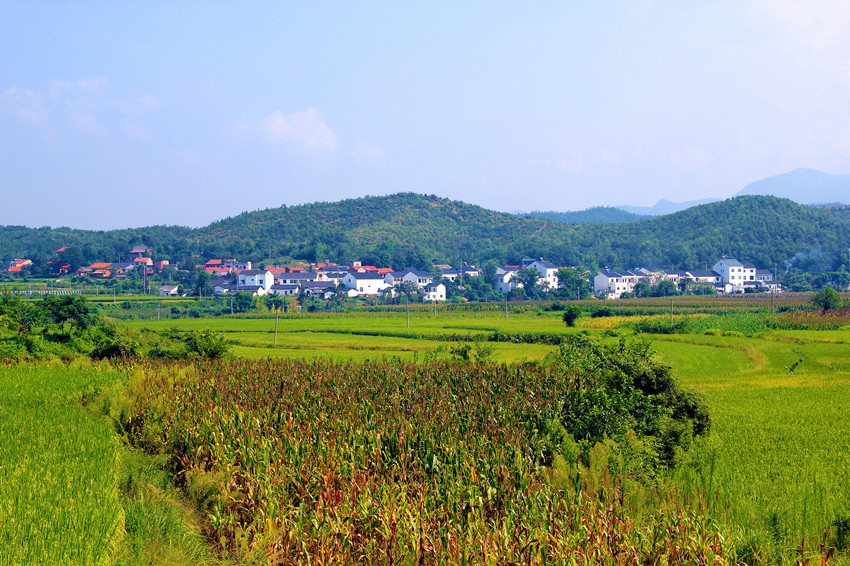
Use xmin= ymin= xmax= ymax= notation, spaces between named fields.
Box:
xmin=0 ymin=364 xmax=124 ymax=565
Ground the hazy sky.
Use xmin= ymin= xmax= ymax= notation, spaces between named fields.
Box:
xmin=2 ymin=2 xmax=850 ymax=230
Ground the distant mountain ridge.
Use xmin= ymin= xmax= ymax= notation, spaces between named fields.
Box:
xmin=524 ymin=207 xmax=648 ymax=224
xmin=734 ymin=168 xmax=850 ymax=204
xmin=609 ymin=169 xmax=849 ymax=217
xmin=1 ymin=193 xmax=849 ymax=275
xmin=615 ymin=198 xmax=721 ymax=217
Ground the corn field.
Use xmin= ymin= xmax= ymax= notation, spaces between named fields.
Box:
xmin=123 ymin=357 xmax=729 ymax=564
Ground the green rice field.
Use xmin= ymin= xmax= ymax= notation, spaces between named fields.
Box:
xmin=3 ymin=302 xmax=850 ymax=563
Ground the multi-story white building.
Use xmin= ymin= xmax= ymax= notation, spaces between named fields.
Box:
xmin=594 ymin=269 xmax=639 ymax=298
xmin=237 ymin=270 xmax=274 ymax=292
xmin=527 ymin=259 xmax=560 ymax=290
xmin=712 ymin=257 xmax=756 ymax=290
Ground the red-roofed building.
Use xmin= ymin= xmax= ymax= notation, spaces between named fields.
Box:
xmin=133 ymin=257 xmax=153 ymax=266
xmin=130 ymin=246 xmax=152 ymax=257
xmin=89 ymin=262 xmax=113 ymax=270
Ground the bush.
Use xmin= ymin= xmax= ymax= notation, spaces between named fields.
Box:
xmin=591 ymin=306 xmax=613 ymax=318
xmin=812 ymin=287 xmax=842 ymax=313
xmin=184 ymin=330 xmax=230 ymax=359
xmin=631 ymin=317 xmax=688 ymax=334
xmin=91 ymin=335 xmax=139 ymax=360
xmin=551 ymin=335 xmax=710 ymax=468
xmin=562 ymin=306 xmax=582 ymax=327
xmin=0 ymin=340 xmax=27 ymax=361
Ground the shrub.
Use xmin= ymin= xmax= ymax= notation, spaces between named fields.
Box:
xmin=184 ymin=330 xmax=230 ymax=359
xmin=812 ymin=287 xmax=842 ymax=313
xmin=631 ymin=317 xmax=688 ymax=334
xmin=551 ymin=335 xmax=710 ymax=468
xmin=562 ymin=306 xmax=582 ymax=327
xmin=591 ymin=306 xmax=614 ymax=318
xmin=91 ymin=335 xmax=139 ymax=360
xmin=0 ymin=340 xmax=27 ymax=361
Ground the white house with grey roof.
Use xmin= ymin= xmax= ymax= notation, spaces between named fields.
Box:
xmin=527 ymin=259 xmax=560 ymax=290
xmin=594 ymin=269 xmax=639 ymax=298
xmin=384 ymin=268 xmax=433 ymax=288
xmin=343 ymin=271 xmax=389 ymax=295
xmin=237 ymin=270 xmax=274 ymax=292
xmin=423 ymin=283 xmax=447 ymax=301
xmin=441 ymin=264 xmax=480 ymax=282
xmin=495 ymin=266 xmax=521 ymax=294
xmin=712 ymin=258 xmax=756 ymax=291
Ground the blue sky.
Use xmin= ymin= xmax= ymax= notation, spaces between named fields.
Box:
xmin=2 ymin=2 xmax=850 ymax=230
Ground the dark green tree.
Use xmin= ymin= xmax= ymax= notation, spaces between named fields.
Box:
xmin=41 ymin=295 xmax=97 ymax=335
xmin=515 ymin=268 xmax=543 ymax=300
xmin=562 ymin=305 xmax=582 ymax=327
xmin=811 ymin=287 xmax=842 ymax=313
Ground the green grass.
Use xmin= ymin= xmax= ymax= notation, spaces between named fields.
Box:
xmin=652 ymin=332 xmax=850 ymax=558
xmin=0 ymin=364 xmax=124 ymax=565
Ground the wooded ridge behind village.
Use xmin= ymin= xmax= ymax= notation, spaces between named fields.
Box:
xmin=2 ymin=192 xmax=850 ymax=301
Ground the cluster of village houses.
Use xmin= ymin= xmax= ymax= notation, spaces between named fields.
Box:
xmin=7 ymin=245 xmax=778 ymax=301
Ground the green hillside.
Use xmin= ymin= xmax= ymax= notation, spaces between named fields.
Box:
xmin=1 ymin=193 xmax=848 ymax=273
xmin=525 ymin=207 xmax=647 ymax=224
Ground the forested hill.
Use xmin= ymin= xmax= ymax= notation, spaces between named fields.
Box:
xmin=1 ymin=193 xmax=849 ymax=273
xmin=525 ymin=207 xmax=647 ymax=224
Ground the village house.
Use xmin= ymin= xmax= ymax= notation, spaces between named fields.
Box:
xmin=274 ymin=271 xmax=321 ymax=286
xmin=441 ymin=264 xmax=481 ymax=282
xmin=158 ymin=284 xmax=180 ymax=297
xmin=423 ymin=283 xmax=447 ymax=301
xmin=130 ymin=245 xmax=152 ymax=258
xmin=302 ymin=281 xmax=337 ymax=299
xmin=712 ymin=257 xmax=757 ymax=292
xmin=269 ymin=283 xmax=299 ymax=296
xmin=237 ymin=270 xmax=274 ymax=295
xmin=594 ymin=269 xmax=639 ymax=298
xmin=384 ymin=268 xmax=433 ymax=288
xmin=686 ymin=270 xmax=722 ymax=286
xmin=343 ymin=271 xmax=389 ymax=296
xmin=495 ymin=266 xmax=520 ymax=294
xmin=527 ymin=259 xmax=560 ymax=290
xmin=6 ymin=259 xmax=33 ymax=273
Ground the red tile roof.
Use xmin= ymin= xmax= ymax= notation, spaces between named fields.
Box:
xmin=90 ymin=262 xmax=112 ymax=269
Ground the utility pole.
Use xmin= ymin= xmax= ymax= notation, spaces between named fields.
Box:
xmin=157 ymin=300 xmax=161 ymax=320
xmin=274 ymin=312 xmax=278 ymax=346
xmin=670 ymin=295 xmax=674 ymax=327
xmin=406 ymin=294 xmax=410 ymax=329
xmin=505 ymin=296 xmax=508 ymax=320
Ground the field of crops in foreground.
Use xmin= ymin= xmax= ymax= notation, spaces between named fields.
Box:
xmin=122 ymin=307 xmax=850 ymax=563
xmin=123 ymin=355 xmax=728 ymax=565
xmin=652 ymin=328 xmax=850 ymax=562
xmin=0 ymin=364 xmax=123 ymax=565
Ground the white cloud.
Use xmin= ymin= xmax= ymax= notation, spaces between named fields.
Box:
xmin=1 ymin=87 xmax=48 ymax=124
xmin=3 ymin=78 xmax=159 ymax=140
xmin=258 ymin=108 xmax=339 ymax=150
